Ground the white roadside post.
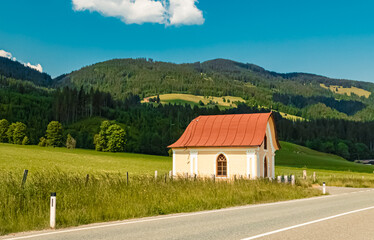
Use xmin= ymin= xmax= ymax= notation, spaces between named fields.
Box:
xmin=155 ymin=170 xmax=158 ymax=180
xmin=291 ymin=175 xmax=295 ymax=186
xmin=284 ymin=175 xmax=288 ymax=184
xmin=323 ymin=182 xmax=326 ymax=194
xmin=50 ymin=192 xmax=56 ymax=229
xmin=303 ymin=170 xmax=307 ymax=180
xmin=277 ymin=176 xmax=281 ymax=183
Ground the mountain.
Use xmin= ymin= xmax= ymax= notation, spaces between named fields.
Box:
xmin=55 ymin=58 xmax=374 ymax=121
xmin=0 ymin=57 xmax=52 ymax=87
xmin=1 ymin=57 xmax=374 ymax=160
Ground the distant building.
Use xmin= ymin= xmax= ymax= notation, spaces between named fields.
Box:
xmin=355 ymin=160 xmax=374 ymax=165
xmin=168 ymin=112 xmax=280 ymax=179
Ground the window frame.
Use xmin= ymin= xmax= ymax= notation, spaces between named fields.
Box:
xmin=216 ymin=154 xmax=227 ymax=177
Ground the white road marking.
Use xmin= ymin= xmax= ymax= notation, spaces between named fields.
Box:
xmin=3 ymin=189 xmax=374 ymax=240
xmin=241 ymin=205 xmax=374 ymax=240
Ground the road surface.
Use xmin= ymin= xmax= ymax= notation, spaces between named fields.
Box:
xmin=3 ymin=187 xmax=374 ymax=240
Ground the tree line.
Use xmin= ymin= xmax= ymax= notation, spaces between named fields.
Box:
xmin=2 ymin=80 xmax=374 ymax=160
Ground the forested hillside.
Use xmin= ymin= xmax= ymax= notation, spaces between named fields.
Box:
xmin=0 ymin=57 xmax=52 ymax=86
xmin=1 ymin=57 xmax=374 ymax=161
xmin=56 ymin=58 xmax=374 ymax=121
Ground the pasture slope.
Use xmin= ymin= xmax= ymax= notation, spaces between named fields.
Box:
xmin=1 ymin=141 xmax=373 ymax=174
xmin=143 ymin=93 xmax=306 ymax=121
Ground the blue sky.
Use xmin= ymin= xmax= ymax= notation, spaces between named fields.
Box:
xmin=1 ymin=0 xmax=374 ymax=81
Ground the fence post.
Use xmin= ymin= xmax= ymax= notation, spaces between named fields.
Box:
xmin=303 ymin=170 xmax=307 ymax=180
xmin=323 ymin=182 xmax=326 ymax=194
xmin=313 ymin=172 xmax=316 ymax=182
xmin=284 ymin=175 xmax=288 ymax=184
xmin=291 ymin=175 xmax=295 ymax=185
xmin=85 ymin=174 xmax=89 ymax=186
xmin=50 ymin=192 xmax=56 ymax=229
xmin=21 ymin=169 xmax=28 ymax=188
xmin=155 ymin=170 xmax=158 ymax=180
xmin=277 ymin=175 xmax=281 ymax=183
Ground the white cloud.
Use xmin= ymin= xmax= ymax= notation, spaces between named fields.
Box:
xmin=25 ymin=63 xmax=43 ymax=73
xmin=0 ymin=49 xmax=16 ymax=61
xmin=72 ymin=0 xmax=205 ymax=26
xmin=0 ymin=49 xmax=43 ymax=72
xmin=168 ymin=0 xmax=204 ymax=26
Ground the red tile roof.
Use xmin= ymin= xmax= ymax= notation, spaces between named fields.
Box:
xmin=169 ymin=112 xmax=279 ymax=148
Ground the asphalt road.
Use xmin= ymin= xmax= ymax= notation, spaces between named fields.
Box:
xmin=3 ymin=187 xmax=374 ymax=240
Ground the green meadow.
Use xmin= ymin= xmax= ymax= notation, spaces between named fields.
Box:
xmin=1 ymin=141 xmax=374 ymax=235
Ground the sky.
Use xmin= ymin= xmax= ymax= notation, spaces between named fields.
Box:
xmin=1 ymin=0 xmax=374 ymax=81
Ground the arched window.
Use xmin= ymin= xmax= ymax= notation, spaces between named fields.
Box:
xmin=264 ymin=135 xmax=267 ymax=150
xmin=264 ymin=157 xmax=268 ymax=178
xmin=216 ymin=154 xmax=227 ymax=177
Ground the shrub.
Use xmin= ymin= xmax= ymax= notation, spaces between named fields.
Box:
xmin=66 ymin=134 xmax=76 ymax=149
xmin=38 ymin=137 xmax=47 ymax=147
xmin=22 ymin=136 xmax=30 ymax=145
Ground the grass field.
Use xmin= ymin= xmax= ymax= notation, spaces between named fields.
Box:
xmin=142 ymin=93 xmax=246 ymax=108
xmin=2 ymin=141 xmax=374 ymax=235
xmin=278 ymin=112 xmax=305 ymax=121
xmin=0 ymin=143 xmax=171 ymax=175
xmin=0 ymin=173 xmax=320 ymax=235
xmin=276 ymin=142 xmax=374 ymax=188
xmin=1 ymin=141 xmax=373 ymax=177
xmin=320 ymin=83 xmax=371 ymax=98
xmin=276 ymin=141 xmax=374 ymax=173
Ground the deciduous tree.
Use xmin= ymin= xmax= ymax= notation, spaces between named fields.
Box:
xmin=46 ymin=121 xmax=63 ymax=147
xmin=0 ymin=119 xmax=9 ymax=143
